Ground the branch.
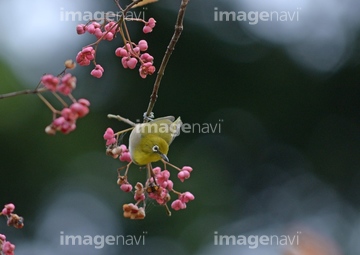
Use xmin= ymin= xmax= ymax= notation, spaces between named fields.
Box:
xmin=0 ymin=88 xmax=47 ymax=100
xmin=144 ymin=0 xmax=190 ymax=120
xmin=108 ymin=114 xmax=136 ymax=126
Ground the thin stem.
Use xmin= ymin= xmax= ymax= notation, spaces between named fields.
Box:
xmin=123 ymin=0 xmax=143 ymax=13
xmin=124 ymin=161 xmax=132 ymax=176
xmin=68 ymin=93 xmax=77 ymax=103
xmin=146 ymin=163 xmax=158 ymax=185
xmin=0 ymin=88 xmax=47 ymax=100
xmin=108 ymin=114 xmax=137 ymax=126
xmin=144 ymin=0 xmax=190 ymax=120
xmin=114 ymin=0 xmax=122 ymax=10
xmin=52 ymin=92 xmax=68 ymax=108
xmin=37 ymin=93 xmax=59 ymax=114
xmin=122 ymin=19 xmax=134 ymax=50
xmin=115 ymin=126 xmax=135 ymax=136
xmin=171 ymin=189 xmax=182 ymax=195
xmin=162 ymin=160 xmax=181 ymax=171
xmin=164 ymin=203 xmax=171 ymax=216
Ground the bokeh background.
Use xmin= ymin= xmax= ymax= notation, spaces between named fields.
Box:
xmin=0 ymin=0 xmax=360 ymax=254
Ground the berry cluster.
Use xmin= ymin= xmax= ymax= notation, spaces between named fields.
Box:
xmin=45 ymin=99 xmax=90 ymax=135
xmin=76 ymin=15 xmax=156 ymax=79
xmin=36 ymin=60 xmax=91 ymax=135
xmin=0 ymin=203 xmax=24 ymax=255
xmin=103 ymin=127 xmax=195 ymax=219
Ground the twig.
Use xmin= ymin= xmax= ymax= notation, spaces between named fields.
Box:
xmin=124 ymin=0 xmax=143 ymax=13
xmin=144 ymin=0 xmax=190 ymax=120
xmin=0 ymin=88 xmax=47 ymax=100
xmin=108 ymin=114 xmax=136 ymax=126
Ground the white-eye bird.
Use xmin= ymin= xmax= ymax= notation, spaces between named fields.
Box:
xmin=129 ymin=116 xmax=182 ymax=165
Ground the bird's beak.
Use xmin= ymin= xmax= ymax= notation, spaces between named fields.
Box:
xmin=159 ymin=152 xmax=169 ymax=162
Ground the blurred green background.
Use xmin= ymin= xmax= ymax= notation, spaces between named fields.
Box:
xmin=0 ymin=0 xmax=360 ymax=254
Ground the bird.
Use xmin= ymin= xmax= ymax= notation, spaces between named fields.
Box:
xmin=129 ymin=116 xmax=182 ymax=165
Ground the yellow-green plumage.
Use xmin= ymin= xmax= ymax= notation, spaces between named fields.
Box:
xmin=129 ymin=116 xmax=182 ymax=165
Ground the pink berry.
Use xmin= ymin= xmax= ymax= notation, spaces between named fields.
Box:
xmin=1 ymin=204 xmax=15 ymax=215
xmin=152 ymin=167 xmax=161 ymax=175
xmin=115 ymin=47 xmax=128 ymax=57
xmin=138 ymin=40 xmax=148 ymax=51
xmin=90 ymin=64 xmax=104 ymax=78
xmin=87 ymin=24 xmax=96 ymax=34
xmin=53 ymin=116 xmax=66 ymax=127
xmin=94 ymin=28 xmax=102 ymax=39
xmin=92 ymin=22 xmax=101 ymax=28
xmin=134 ymin=193 xmax=145 ymax=201
xmin=57 ymin=73 xmax=76 ymax=95
xmin=76 ymin=24 xmax=86 ymax=34
xmin=76 ymin=47 xmax=95 ymax=66
xmin=147 ymin=18 xmax=156 ymax=28
xmin=103 ymin=32 xmax=114 ymax=41
xmin=180 ymin=191 xmax=195 ymax=203
xmin=105 ymin=22 xmax=117 ymax=33
xmin=139 ymin=62 xmax=156 ymax=78
xmin=2 ymin=241 xmax=15 ymax=255
xmin=120 ymin=183 xmax=133 ymax=192
xmin=119 ymin=152 xmax=132 ymax=162
xmin=41 ymin=74 xmax=59 ymax=92
xmin=140 ymin=53 xmax=154 ymax=63
xmin=61 ymin=108 xmax=78 ymax=121
xmin=142 ymin=25 xmax=152 ymax=34
xmin=171 ymin=199 xmax=186 ymax=211
xmin=78 ymin=98 xmax=90 ymax=107
xmin=127 ymin=58 xmax=138 ymax=69
xmin=182 ymin=166 xmax=193 ymax=172
xmin=70 ymin=102 xmax=89 ymax=118
xmin=177 ymin=170 xmax=190 ymax=182
xmin=103 ymin=128 xmax=116 ymax=145
xmin=121 ymin=57 xmax=129 ymax=68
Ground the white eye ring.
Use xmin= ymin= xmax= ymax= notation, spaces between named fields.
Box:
xmin=152 ymin=145 xmax=159 ymax=152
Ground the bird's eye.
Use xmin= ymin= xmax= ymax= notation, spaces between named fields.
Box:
xmin=152 ymin=145 xmax=159 ymax=152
